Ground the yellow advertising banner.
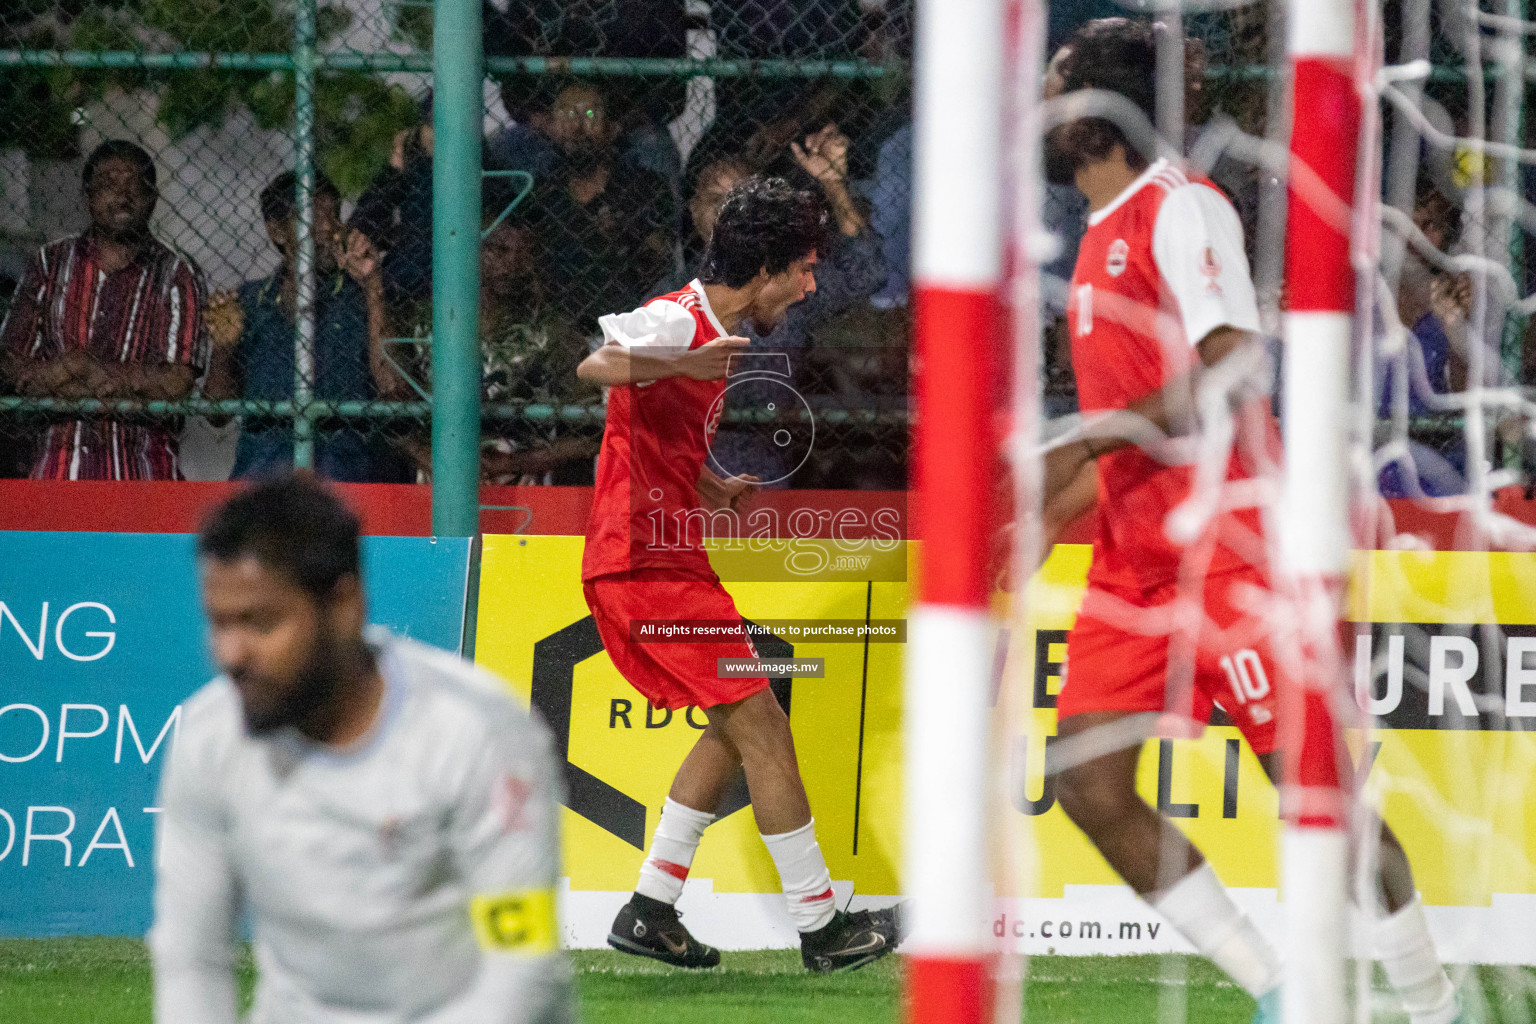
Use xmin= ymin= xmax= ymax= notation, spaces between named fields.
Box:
xmin=474 ymin=535 xmax=909 ymax=948
xmin=476 ymin=536 xmax=1536 ymax=962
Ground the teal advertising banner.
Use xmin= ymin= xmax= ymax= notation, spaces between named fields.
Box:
xmin=0 ymin=532 xmax=470 ymax=936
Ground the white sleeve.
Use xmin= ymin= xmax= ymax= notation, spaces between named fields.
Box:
xmin=438 ymin=705 xmax=574 ymax=1024
xmin=147 ymin=702 xmax=240 ymax=1024
xmin=597 ymin=299 xmax=697 ymax=350
xmin=1152 ymin=183 xmax=1261 ymax=347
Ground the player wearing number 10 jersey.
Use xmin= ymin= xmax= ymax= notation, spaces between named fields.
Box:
xmin=1039 ymin=18 xmax=1463 ymax=1024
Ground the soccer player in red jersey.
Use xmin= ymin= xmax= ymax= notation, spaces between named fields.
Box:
xmin=577 ymin=177 xmax=901 ymax=972
xmin=1040 ymin=20 xmax=1462 ymax=1024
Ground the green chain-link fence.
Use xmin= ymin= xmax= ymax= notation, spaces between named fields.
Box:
xmin=0 ymin=0 xmax=916 ymax=515
xmin=3 ymin=2 xmax=1524 ymax=510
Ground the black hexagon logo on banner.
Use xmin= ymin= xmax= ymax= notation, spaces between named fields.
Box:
xmin=530 ymin=617 xmax=794 ymax=849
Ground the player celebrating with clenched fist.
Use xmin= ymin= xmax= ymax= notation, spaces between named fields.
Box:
xmin=577 ymin=176 xmax=902 ymax=973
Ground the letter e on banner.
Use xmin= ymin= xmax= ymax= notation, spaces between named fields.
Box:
xmin=1507 ymin=637 xmax=1536 ymax=717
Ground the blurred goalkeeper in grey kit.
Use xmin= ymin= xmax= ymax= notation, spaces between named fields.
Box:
xmin=149 ymin=474 xmax=573 ymax=1024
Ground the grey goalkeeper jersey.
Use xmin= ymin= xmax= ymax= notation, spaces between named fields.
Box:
xmin=149 ymin=629 xmax=574 ymax=1024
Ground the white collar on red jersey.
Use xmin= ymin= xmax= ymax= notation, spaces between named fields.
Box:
xmin=1086 ymin=157 xmax=1178 ymax=227
xmin=688 ymin=279 xmax=730 ymax=339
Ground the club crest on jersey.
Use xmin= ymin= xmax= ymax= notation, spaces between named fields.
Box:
xmin=1200 ymin=245 xmax=1223 ymax=293
xmin=493 ymin=774 xmax=534 ymax=833
xmin=1105 ymin=238 xmax=1129 ymax=277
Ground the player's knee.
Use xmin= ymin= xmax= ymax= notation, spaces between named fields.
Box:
xmin=701 ymin=719 xmax=739 ymax=755
xmin=1055 ymin=764 xmax=1134 ymax=831
xmin=739 ymin=719 xmax=796 ymax=771
xmin=723 ymin=700 xmax=796 ymax=770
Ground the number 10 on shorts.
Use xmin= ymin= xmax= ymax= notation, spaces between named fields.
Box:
xmin=1220 ymin=649 xmax=1271 ymax=705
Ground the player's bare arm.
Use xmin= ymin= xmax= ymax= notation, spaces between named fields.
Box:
xmin=1042 ymin=324 xmax=1259 ymax=508
xmin=576 ymin=334 xmax=751 ymax=386
xmin=1040 ymin=457 xmax=1098 ymax=557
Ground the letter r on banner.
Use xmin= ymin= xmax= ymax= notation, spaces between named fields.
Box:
xmin=23 ymin=807 xmax=75 ymax=866
xmin=1429 ymin=635 xmax=1479 ymax=717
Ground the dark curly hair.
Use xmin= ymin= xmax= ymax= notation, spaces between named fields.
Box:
xmin=701 ymin=176 xmax=829 ymax=289
xmin=1046 ymin=18 xmax=1206 ymax=183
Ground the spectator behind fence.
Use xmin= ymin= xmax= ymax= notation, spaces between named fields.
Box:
xmin=868 ymin=121 xmax=911 ymax=309
xmin=478 ymin=207 xmax=600 ymax=485
xmin=0 ymin=271 xmax=25 ymax=478
xmin=202 ymin=172 xmax=411 ymax=483
xmin=350 ymin=115 xmax=434 ymax=307
xmin=0 ymin=141 xmax=208 ymax=480
xmin=1377 ymin=182 xmax=1470 ymax=498
xmin=661 ymin=124 xmax=884 ymax=350
xmin=388 ymin=193 xmax=598 ymax=485
xmin=528 ymin=81 xmax=675 ymax=334
xmin=710 ymin=0 xmax=866 ymax=138
xmin=485 ymin=1 xmax=688 ymax=201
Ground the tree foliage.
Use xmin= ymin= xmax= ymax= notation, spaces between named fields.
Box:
xmin=0 ymin=0 xmax=421 ymax=196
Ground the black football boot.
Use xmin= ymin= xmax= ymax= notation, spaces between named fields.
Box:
xmin=606 ymin=894 xmax=722 ymax=969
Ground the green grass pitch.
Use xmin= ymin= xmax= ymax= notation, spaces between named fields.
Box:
xmin=2 ymin=937 xmax=1532 ymax=1022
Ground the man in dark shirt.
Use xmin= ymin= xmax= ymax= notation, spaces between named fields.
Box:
xmin=527 ymin=81 xmax=674 ymax=334
xmin=485 ymin=1 xmax=688 ymax=201
xmin=1 ymin=140 xmax=208 ymax=480
xmin=204 ymin=172 xmax=407 ymax=481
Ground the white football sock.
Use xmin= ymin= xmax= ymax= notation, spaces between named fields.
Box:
xmin=1150 ymin=861 xmax=1281 ymax=998
xmin=635 ymin=798 xmax=714 ymax=905
xmin=1377 ymin=896 xmax=1458 ymax=1024
xmin=761 ymin=819 xmax=837 ymax=932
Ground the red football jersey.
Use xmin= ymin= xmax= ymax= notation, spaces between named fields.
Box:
xmin=583 ymin=280 xmax=730 ymax=582
xmin=1066 ymin=158 xmax=1271 ymax=593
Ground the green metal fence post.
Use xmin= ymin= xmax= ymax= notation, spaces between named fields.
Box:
xmin=292 ymin=0 xmax=318 ymax=469
xmin=431 ymin=0 xmax=484 ymax=537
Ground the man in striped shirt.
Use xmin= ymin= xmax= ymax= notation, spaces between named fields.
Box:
xmin=1 ymin=140 xmax=208 ymax=480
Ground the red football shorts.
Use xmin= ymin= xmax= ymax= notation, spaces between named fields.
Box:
xmin=1059 ymin=566 xmax=1288 ymax=756
xmin=583 ymin=570 xmax=771 ymax=711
